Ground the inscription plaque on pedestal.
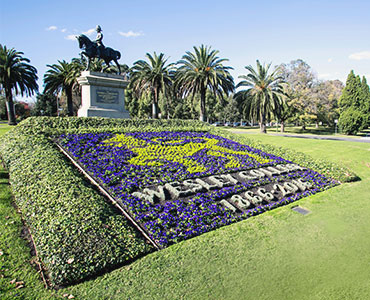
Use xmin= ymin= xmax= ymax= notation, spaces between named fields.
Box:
xmin=77 ymin=71 xmax=130 ymax=119
xmin=96 ymin=90 xmax=119 ymax=104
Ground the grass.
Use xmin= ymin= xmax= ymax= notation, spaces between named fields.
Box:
xmin=224 ymin=124 xmax=370 ymax=138
xmin=1 ymin=125 xmax=370 ymax=299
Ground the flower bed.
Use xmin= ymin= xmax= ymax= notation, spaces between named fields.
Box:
xmin=58 ymin=131 xmax=338 ymax=248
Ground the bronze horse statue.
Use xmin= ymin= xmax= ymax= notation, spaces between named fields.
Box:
xmin=76 ymin=34 xmax=121 ymax=75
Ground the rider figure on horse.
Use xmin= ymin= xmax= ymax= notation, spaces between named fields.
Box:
xmin=77 ymin=25 xmax=121 ymax=74
xmin=95 ymin=25 xmax=105 ymax=58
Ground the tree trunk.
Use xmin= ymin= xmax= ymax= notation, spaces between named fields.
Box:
xmin=66 ymin=87 xmax=74 ymax=117
xmin=5 ymin=90 xmax=17 ymax=125
xmin=315 ymin=121 xmax=319 ymax=129
xmin=152 ymin=88 xmax=159 ymax=119
xmin=152 ymin=102 xmax=159 ymax=119
xmin=199 ymin=85 xmax=206 ymax=122
xmin=280 ymin=121 xmax=285 ymax=132
xmin=259 ymin=122 xmax=266 ymax=133
xmin=260 ymin=113 xmax=266 ymax=133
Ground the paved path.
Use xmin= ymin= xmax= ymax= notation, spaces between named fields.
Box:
xmin=230 ymin=130 xmax=370 ymax=143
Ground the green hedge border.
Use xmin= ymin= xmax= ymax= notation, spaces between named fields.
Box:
xmin=0 ymin=117 xmax=358 ymax=287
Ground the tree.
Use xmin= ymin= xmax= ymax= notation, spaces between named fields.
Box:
xmin=32 ymin=93 xmax=58 ymax=116
xmin=219 ymin=96 xmax=241 ymax=123
xmin=0 ymin=44 xmax=38 ymax=125
xmin=171 ymin=94 xmax=196 ymax=120
xmin=360 ymin=76 xmax=370 ymax=126
xmin=339 ymin=70 xmax=369 ymax=134
xmin=176 ymin=45 xmax=234 ymax=122
xmin=15 ymin=101 xmax=31 ymax=120
xmin=311 ymin=79 xmax=344 ymax=127
xmin=0 ymin=95 xmax=7 ymax=120
xmin=130 ymin=52 xmax=174 ymax=119
xmin=44 ymin=60 xmax=82 ymax=116
xmin=339 ymin=71 xmax=362 ymax=111
xmin=339 ymin=107 xmax=365 ymax=135
xmin=235 ymin=60 xmax=286 ymax=133
xmin=277 ymin=59 xmax=317 ymax=129
xmin=274 ymin=94 xmax=297 ymax=132
xmin=205 ymin=91 xmax=228 ymax=123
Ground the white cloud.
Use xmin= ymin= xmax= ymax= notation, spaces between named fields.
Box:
xmin=349 ymin=51 xmax=370 ymax=60
xmin=118 ymin=30 xmax=144 ymax=38
xmin=328 ymin=58 xmax=333 ymax=63
xmin=61 ymin=28 xmax=67 ymax=33
xmin=65 ymin=34 xmax=77 ymax=41
xmin=83 ymin=28 xmax=95 ymax=36
xmin=46 ymin=25 xmax=57 ymax=31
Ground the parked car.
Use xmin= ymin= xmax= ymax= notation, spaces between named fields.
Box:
xmin=240 ymin=122 xmax=247 ymax=127
xmin=224 ymin=122 xmax=232 ymax=126
xmin=211 ymin=121 xmax=223 ymax=126
xmin=233 ymin=122 xmax=240 ymax=127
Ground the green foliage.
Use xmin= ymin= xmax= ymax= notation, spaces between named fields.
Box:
xmin=43 ymin=60 xmax=83 ymax=117
xmin=0 ymin=95 xmax=8 ymax=120
xmin=0 ymin=44 xmax=38 ymax=125
xmin=339 ymin=71 xmax=361 ymax=111
xmin=14 ymin=116 xmax=209 ymax=137
xmin=339 ymin=71 xmax=369 ymax=134
xmin=176 ymin=45 xmax=234 ymax=121
xmin=14 ymin=101 xmax=30 ymax=120
xmin=339 ymin=107 xmax=365 ymax=135
xmin=31 ymin=93 xmax=58 ymax=116
xmin=171 ymin=96 xmax=196 ymax=119
xmin=124 ymin=88 xmax=141 ymax=117
xmin=218 ymin=97 xmax=240 ymax=122
xmin=263 ymin=59 xmax=345 ymax=129
xmin=0 ymin=122 xmax=155 ymax=286
xmin=235 ymin=60 xmax=286 ymax=133
xmin=129 ymin=52 xmax=174 ymax=119
xmin=360 ymin=76 xmax=370 ymax=126
xmin=313 ymin=80 xmax=343 ymax=126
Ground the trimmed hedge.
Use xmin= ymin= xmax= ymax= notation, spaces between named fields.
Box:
xmin=13 ymin=116 xmax=210 ymax=136
xmin=0 ymin=123 xmax=154 ymax=287
xmin=0 ymin=117 xmax=358 ymax=287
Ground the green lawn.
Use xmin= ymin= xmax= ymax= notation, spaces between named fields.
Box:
xmin=224 ymin=125 xmax=370 ymax=138
xmin=1 ymin=126 xmax=370 ymax=299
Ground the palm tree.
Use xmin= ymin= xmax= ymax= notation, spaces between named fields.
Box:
xmin=176 ymin=45 xmax=234 ymax=122
xmin=44 ymin=60 xmax=82 ymax=116
xmin=129 ymin=52 xmax=174 ymax=119
xmin=235 ymin=60 xmax=286 ymax=133
xmin=0 ymin=44 xmax=38 ymax=125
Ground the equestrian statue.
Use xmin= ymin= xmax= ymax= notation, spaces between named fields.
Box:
xmin=76 ymin=25 xmax=122 ymax=75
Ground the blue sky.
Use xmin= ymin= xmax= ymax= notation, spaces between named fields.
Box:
xmin=1 ymin=0 xmax=370 ymax=102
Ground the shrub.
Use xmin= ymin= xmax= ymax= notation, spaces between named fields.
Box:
xmin=339 ymin=107 xmax=366 ymax=135
xmin=0 ymin=124 xmax=153 ymax=287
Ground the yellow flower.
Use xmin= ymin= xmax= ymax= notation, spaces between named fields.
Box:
xmin=103 ymin=134 xmax=272 ymax=173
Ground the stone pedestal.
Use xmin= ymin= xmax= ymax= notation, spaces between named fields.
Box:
xmin=77 ymin=71 xmax=130 ymax=118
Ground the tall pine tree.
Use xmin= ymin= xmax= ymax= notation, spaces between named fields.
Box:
xmin=339 ymin=71 xmax=361 ymax=111
xmin=360 ymin=76 xmax=370 ymax=126
xmin=339 ymin=70 xmax=368 ymax=134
